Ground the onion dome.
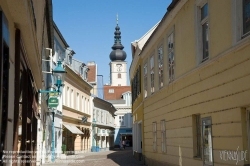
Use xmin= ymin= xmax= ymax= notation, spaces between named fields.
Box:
xmin=109 ymin=17 xmax=127 ymax=61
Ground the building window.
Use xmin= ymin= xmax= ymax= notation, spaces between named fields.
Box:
xmin=76 ymin=93 xmax=79 ymax=110
xmin=69 ymin=55 xmax=72 ymax=65
xmin=80 ymin=67 xmax=83 ymax=75
xmin=67 ymin=87 xmax=70 ymax=107
xmin=193 ymin=114 xmax=201 ymax=158
xmin=168 ymin=32 xmax=174 ymax=83
xmin=118 ymin=73 xmax=121 ymax=78
xmin=119 ymin=116 xmax=124 ymax=126
xmin=71 ymin=89 xmax=74 ymax=108
xmin=97 ymin=110 xmax=99 ymax=122
xmin=150 ymin=55 xmax=154 ymax=94
xmin=93 ymin=110 xmax=96 ymax=121
xmin=158 ymin=46 xmax=163 ymax=88
xmin=202 ymin=117 xmax=213 ymax=165
xmin=106 ymin=114 xmax=108 ymax=124
xmin=87 ymin=99 xmax=89 ymax=114
xmin=152 ymin=122 xmax=157 ymax=151
xmin=243 ymin=0 xmax=250 ymax=35
xmin=109 ymin=89 xmax=114 ymax=93
xmin=82 ymin=96 xmax=84 ymax=112
xmin=201 ymin=3 xmax=209 ymax=62
xmin=144 ymin=63 xmax=147 ymax=98
xmin=101 ymin=111 xmax=103 ymax=123
xmin=160 ymin=120 xmax=166 ymax=153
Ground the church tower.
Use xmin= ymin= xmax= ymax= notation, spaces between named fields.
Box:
xmin=109 ymin=15 xmax=127 ymax=86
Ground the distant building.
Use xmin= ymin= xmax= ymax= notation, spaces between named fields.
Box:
xmin=92 ymin=97 xmax=116 ymax=151
xmin=87 ymin=61 xmax=98 ymax=96
xmin=62 ymin=51 xmax=93 ymax=153
xmin=104 ymin=19 xmax=133 ymax=146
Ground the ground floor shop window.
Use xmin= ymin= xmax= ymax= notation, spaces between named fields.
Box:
xmin=202 ymin=117 xmax=213 ymax=165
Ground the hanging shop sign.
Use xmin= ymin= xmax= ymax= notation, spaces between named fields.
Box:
xmin=48 ymin=97 xmax=59 ymax=108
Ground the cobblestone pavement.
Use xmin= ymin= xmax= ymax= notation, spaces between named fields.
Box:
xmin=42 ymin=147 xmax=145 ymax=166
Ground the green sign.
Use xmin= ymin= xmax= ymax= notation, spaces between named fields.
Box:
xmin=48 ymin=97 xmax=59 ymax=108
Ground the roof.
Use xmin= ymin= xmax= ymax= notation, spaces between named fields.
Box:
xmin=104 ymin=86 xmax=131 ymax=100
xmin=131 ymin=21 xmax=160 ymax=51
xmin=140 ymin=0 xmax=180 ymax=54
xmin=87 ymin=64 xmax=96 ymax=83
xmin=53 ymin=21 xmax=69 ymax=48
xmin=65 ymin=64 xmax=93 ymax=89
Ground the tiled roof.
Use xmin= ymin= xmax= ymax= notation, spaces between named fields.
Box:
xmin=87 ymin=65 xmax=96 ymax=82
xmin=104 ymin=86 xmax=131 ymax=100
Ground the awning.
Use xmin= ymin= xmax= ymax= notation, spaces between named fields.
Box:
xmin=120 ymin=133 xmax=132 ymax=135
xmin=63 ymin=124 xmax=84 ymax=135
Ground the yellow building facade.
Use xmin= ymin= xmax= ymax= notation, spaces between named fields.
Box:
xmin=130 ymin=0 xmax=250 ymax=165
xmin=62 ymin=65 xmax=92 ymax=153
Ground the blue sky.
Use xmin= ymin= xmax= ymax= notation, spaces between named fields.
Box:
xmin=53 ymin=0 xmax=172 ymax=85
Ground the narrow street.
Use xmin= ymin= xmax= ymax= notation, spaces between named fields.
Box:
xmin=42 ymin=147 xmax=145 ymax=166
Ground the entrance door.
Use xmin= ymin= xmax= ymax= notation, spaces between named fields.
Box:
xmin=138 ymin=123 xmax=142 ymax=153
xmin=202 ymin=117 xmax=213 ymax=166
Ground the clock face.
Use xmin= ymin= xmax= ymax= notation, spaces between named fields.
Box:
xmin=116 ymin=64 xmax=122 ymax=71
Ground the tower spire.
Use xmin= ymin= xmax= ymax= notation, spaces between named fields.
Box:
xmin=116 ymin=13 xmax=118 ymax=25
xmin=109 ymin=15 xmax=127 ymax=61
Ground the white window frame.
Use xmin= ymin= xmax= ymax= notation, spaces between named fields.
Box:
xmin=93 ymin=109 xmax=96 ymax=121
xmin=76 ymin=92 xmax=79 ymax=110
xmin=69 ymin=55 xmax=72 ymax=65
xmin=195 ymin=0 xmax=209 ymax=64
xmin=158 ymin=46 xmax=164 ymax=88
xmin=160 ymin=120 xmax=166 ymax=153
xmin=150 ymin=55 xmax=155 ymax=94
xmin=119 ymin=116 xmax=124 ymax=126
xmin=87 ymin=99 xmax=89 ymax=114
xmin=97 ymin=110 xmax=99 ymax=123
xmin=167 ymin=32 xmax=175 ymax=83
xmin=152 ymin=122 xmax=157 ymax=151
xmin=71 ymin=89 xmax=74 ymax=108
xmin=109 ymin=89 xmax=114 ymax=93
xmin=143 ymin=62 xmax=148 ymax=98
xmin=101 ymin=111 xmax=103 ymax=123
xmin=82 ymin=96 xmax=84 ymax=112
xmin=232 ymin=0 xmax=250 ymax=44
xmin=67 ymin=87 xmax=70 ymax=107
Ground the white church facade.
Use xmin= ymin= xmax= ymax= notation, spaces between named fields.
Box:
xmin=104 ymin=19 xmax=133 ymax=147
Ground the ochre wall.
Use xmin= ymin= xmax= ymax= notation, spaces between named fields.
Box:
xmin=139 ymin=0 xmax=250 ymax=165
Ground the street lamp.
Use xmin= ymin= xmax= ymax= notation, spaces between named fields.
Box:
xmin=92 ymin=118 xmax=96 ymax=152
xmin=39 ymin=60 xmax=66 ymax=162
xmin=53 ymin=61 xmax=66 ymax=92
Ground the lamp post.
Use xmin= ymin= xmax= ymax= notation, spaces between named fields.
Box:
xmin=39 ymin=60 xmax=66 ymax=162
xmin=92 ymin=118 xmax=96 ymax=152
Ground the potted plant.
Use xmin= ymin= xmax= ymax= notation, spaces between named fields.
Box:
xmin=61 ymin=144 xmax=66 ymax=154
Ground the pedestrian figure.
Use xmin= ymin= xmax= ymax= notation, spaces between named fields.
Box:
xmin=122 ymin=140 xmax=126 ymax=149
xmin=120 ymin=140 xmax=123 ymax=150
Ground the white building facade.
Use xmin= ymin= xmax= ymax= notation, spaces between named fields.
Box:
xmin=92 ymin=97 xmax=116 ymax=151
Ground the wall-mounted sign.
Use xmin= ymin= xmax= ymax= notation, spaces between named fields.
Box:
xmin=82 ymin=116 xmax=88 ymax=123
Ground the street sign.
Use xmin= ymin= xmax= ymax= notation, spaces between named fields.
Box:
xmin=82 ymin=116 xmax=88 ymax=123
xmin=48 ymin=97 xmax=59 ymax=108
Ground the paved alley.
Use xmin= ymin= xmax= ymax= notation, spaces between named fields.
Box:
xmin=42 ymin=147 xmax=145 ymax=166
